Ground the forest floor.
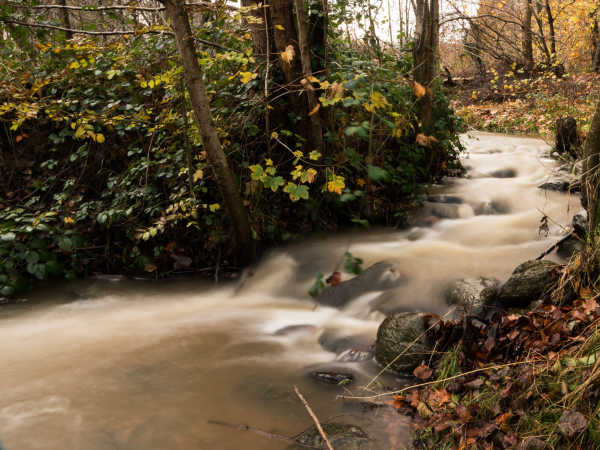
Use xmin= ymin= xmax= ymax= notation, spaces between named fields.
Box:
xmin=451 ymin=72 xmax=600 ymax=141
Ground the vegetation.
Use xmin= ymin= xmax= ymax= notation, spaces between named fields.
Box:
xmin=0 ymin=1 xmax=463 ymax=297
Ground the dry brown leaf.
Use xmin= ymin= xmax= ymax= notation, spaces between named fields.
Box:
xmin=413 ymin=364 xmax=433 ymax=380
xmin=413 ymin=81 xmax=426 ymax=99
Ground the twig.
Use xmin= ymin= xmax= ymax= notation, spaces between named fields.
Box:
xmin=339 ymin=360 xmax=536 ymax=401
xmin=207 ymin=419 xmax=320 ymax=449
xmin=294 ymin=386 xmax=334 ymax=450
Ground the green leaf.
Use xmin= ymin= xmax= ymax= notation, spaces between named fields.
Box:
xmin=367 ymin=165 xmax=390 ymax=182
xmin=308 ymin=272 xmax=326 ymax=298
xmin=264 ymin=176 xmax=284 ymax=192
xmin=59 ymin=237 xmax=73 ymax=252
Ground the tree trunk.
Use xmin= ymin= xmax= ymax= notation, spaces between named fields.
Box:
xmin=294 ymin=0 xmax=323 ymax=152
xmin=593 ymin=19 xmax=600 ymax=72
xmin=583 ymin=102 xmax=600 ymax=235
xmin=160 ymin=0 xmax=254 ymax=265
xmin=544 ymin=0 xmax=556 ymax=60
xmin=241 ymin=0 xmax=272 ymax=57
xmin=522 ymin=0 xmax=534 ymax=72
xmin=58 ymin=0 xmax=73 ymax=40
xmin=413 ymin=0 xmax=438 ymax=131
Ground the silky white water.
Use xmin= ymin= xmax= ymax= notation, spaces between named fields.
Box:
xmin=0 ymin=132 xmax=580 ymax=449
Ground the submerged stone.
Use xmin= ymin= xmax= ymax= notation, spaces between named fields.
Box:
xmin=316 ymin=262 xmax=406 ymax=308
xmin=292 ymin=423 xmax=375 ymax=450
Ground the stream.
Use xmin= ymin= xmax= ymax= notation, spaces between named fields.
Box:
xmin=0 ymin=132 xmax=581 ymax=449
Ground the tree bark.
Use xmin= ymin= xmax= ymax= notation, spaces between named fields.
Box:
xmin=583 ymin=102 xmax=600 ymax=235
xmin=294 ymin=0 xmax=323 ymax=152
xmin=241 ymin=0 xmax=272 ymax=57
xmin=522 ymin=0 xmax=534 ymax=71
xmin=413 ymin=0 xmax=438 ymax=131
xmin=160 ymin=0 xmax=254 ymax=265
xmin=544 ymin=0 xmax=556 ymax=60
xmin=58 ymin=0 xmax=73 ymax=40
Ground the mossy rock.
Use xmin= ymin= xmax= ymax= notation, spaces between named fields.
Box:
xmin=375 ymin=312 xmax=431 ymax=374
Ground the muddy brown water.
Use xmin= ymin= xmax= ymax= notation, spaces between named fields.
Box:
xmin=0 ymin=132 xmax=581 ymax=449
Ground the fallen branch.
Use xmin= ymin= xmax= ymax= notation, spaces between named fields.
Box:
xmin=294 ymin=386 xmax=334 ymax=450
xmin=207 ymin=419 xmax=320 ymax=449
xmin=536 ymin=230 xmax=575 ymax=260
xmin=0 ymin=18 xmax=238 ymax=52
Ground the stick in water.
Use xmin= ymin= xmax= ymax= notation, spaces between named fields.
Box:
xmin=293 ymin=385 xmax=334 ymax=450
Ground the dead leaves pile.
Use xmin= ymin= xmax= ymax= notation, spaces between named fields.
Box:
xmin=390 ymin=294 xmax=600 ymax=449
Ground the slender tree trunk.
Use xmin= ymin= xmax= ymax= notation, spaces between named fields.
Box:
xmin=241 ymin=0 xmax=272 ymax=56
xmin=413 ymin=0 xmax=438 ymax=131
xmin=544 ymin=0 xmax=556 ymax=59
xmin=583 ymin=102 xmax=600 ymax=235
xmin=58 ymin=0 xmax=73 ymax=40
xmin=593 ymin=19 xmax=600 ymax=72
xmin=294 ymin=0 xmax=323 ymax=152
xmin=160 ymin=0 xmax=254 ymax=265
xmin=522 ymin=0 xmax=534 ymax=71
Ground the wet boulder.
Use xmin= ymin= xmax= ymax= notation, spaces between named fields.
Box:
xmin=538 ymin=178 xmax=580 ymax=193
xmin=375 ymin=312 xmax=432 ymax=374
xmin=421 ymin=201 xmax=469 ymax=219
xmin=426 ymin=194 xmax=464 ymax=204
xmin=557 ymin=236 xmax=584 ymax=259
xmin=497 ymin=260 xmax=561 ymax=308
xmin=474 ymin=200 xmax=510 ymax=215
xmin=292 ymin=423 xmax=374 ymax=449
xmin=444 ymin=277 xmax=500 ymax=317
xmin=490 ymin=168 xmax=517 ymax=178
xmin=318 ymin=330 xmax=373 ymax=354
xmin=309 ymin=370 xmax=354 ymax=385
xmin=316 ymin=262 xmax=406 ymax=308
xmin=557 ymin=213 xmax=587 ymax=259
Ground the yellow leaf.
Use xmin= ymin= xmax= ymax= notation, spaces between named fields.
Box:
xmin=64 ymin=217 xmax=75 ymax=224
xmin=275 ymin=24 xmax=285 ymax=30
xmin=145 ymin=263 xmax=157 ymax=273
xmin=412 ymin=81 xmax=426 ymax=99
xmin=281 ymin=45 xmax=295 ymax=64
xmin=209 ymin=203 xmax=221 ymax=212
xmin=308 ymin=104 xmax=320 ymax=116
xmin=327 ymin=174 xmax=345 ymax=195
xmin=193 ymin=169 xmax=204 ymax=182
xmin=416 ymin=133 xmax=438 ymax=147
xmin=74 ymin=126 xmax=86 ymax=139
xmin=69 ymin=61 xmax=80 ymax=70
xmin=239 ymin=71 xmax=258 ymax=84
xmin=370 ymin=91 xmax=389 ymax=109
xmin=307 ymin=75 xmax=319 ymax=83
xmin=148 ymin=79 xmax=155 ymax=88
xmin=95 ymin=133 xmax=105 ymax=143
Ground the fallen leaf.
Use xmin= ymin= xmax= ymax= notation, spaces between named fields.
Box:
xmin=558 ymin=410 xmax=588 ymax=438
xmin=326 ymin=271 xmax=342 ymax=286
xmin=413 ymin=364 xmax=433 ymax=380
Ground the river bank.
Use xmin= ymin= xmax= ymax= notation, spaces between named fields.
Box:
xmin=0 ymin=132 xmax=581 ymax=449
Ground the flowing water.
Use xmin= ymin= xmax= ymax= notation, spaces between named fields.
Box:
xmin=0 ymin=132 xmax=582 ymax=449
